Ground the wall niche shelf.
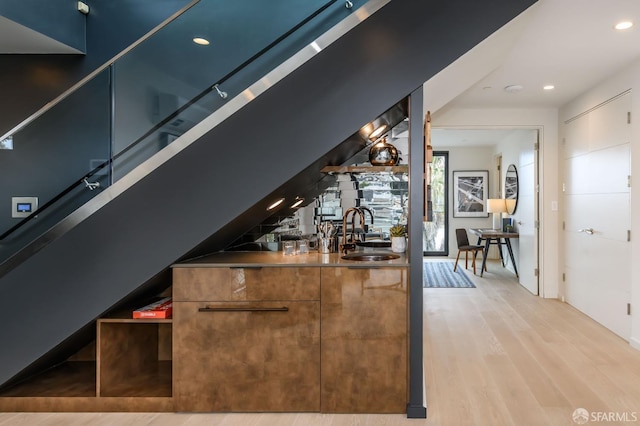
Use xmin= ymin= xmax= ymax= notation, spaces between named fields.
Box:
xmin=97 ymin=316 xmax=173 ymax=398
xmin=0 ymin=312 xmax=174 ymax=412
xmin=321 ymin=165 xmax=409 ymax=174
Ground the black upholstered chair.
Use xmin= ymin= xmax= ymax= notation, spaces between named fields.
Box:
xmin=454 ymin=228 xmax=486 ymax=275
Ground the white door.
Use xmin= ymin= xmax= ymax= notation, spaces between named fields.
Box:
xmin=563 ymin=92 xmax=631 ymax=339
xmin=515 ymin=133 xmax=539 ymax=295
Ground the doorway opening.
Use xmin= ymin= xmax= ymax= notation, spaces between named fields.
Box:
xmin=426 ymin=127 xmax=540 ymax=295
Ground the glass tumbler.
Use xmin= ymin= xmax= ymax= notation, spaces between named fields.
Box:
xmin=297 ymin=239 xmax=309 ymax=254
xmin=283 ymin=241 xmax=296 ymax=256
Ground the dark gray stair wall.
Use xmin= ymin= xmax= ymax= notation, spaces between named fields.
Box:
xmin=0 ymin=0 xmax=537 ymax=387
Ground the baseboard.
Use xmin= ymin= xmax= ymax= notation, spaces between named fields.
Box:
xmin=406 ymin=357 xmax=427 ymax=418
xmin=629 ymin=337 xmax=640 ymax=351
xmin=407 ymin=403 xmax=427 ymax=418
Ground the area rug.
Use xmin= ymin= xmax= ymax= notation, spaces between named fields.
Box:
xmin=423 ymin=261 xmax=476 ymax=288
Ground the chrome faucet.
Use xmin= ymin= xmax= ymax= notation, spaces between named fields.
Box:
xmin=340 ymin=207 xmax=373 ymax=254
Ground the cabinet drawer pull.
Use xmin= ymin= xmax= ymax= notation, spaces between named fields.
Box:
xmin=229 ymin=266 xmax=263 ymax=270
xmin=347 ymin=266 xmax=380 ymax=270
xmin=198 ymin=306 xmax=289 ymax=312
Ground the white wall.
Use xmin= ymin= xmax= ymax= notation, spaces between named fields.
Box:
xmin=429 ymin=107 xmax=559 ymax=298
xmin=559 ymin=56 xmax=640 ymax=349
xmin=494 ymin=129 xmax=538 ymax=276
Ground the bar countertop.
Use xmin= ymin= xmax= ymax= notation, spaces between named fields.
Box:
xmin=172 ymin=249 xmax=409 ymax=268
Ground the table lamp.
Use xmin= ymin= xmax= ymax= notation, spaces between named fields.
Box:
xmin=487 ymin=198 xmax=506 ymax=230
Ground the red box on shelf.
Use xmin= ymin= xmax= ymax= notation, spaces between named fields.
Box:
xmin=133 ymin=297 xmax=173 ymax=319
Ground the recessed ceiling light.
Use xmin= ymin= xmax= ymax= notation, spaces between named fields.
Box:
xmin=193 ymin=37 xmax=210 ymax=45
xmin=267 ymin=198 xmax=285 ymax=211
xmin=290 ymin=198 xmax=305 ymax=209
xmin=368 ymin=124 xmax=388 ymax=140
xmin=543 ymin=85 xmax=555 ymax=90
xmin=614 ymin=21 xmax=633 ymax=30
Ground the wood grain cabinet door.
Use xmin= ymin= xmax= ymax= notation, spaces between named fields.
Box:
xmin=173 ymin=300 xmax=320 ymax=412
xmin=321 ymin=267 xmax=407 ymax=413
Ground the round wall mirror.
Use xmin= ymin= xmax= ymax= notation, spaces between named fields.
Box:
xmin=504 ymin=164 xmax=518 ymax=214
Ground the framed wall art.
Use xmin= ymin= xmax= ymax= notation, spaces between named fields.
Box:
xmin=452 ymin=170 xmax=489 ymax=217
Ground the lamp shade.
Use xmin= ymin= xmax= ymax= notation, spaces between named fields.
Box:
xmin=487 ymin=198 xmax=506 ymax=213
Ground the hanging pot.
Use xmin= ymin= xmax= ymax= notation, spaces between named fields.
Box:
xmin=368 ymin=137 xmax=399 ymax=166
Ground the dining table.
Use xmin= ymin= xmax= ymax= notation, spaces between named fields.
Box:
xmin=469 ymin=228 xmax=519 ymax=278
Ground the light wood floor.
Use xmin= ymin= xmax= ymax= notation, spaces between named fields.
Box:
xmin=2 ymin=260 xmax=640 ymax=425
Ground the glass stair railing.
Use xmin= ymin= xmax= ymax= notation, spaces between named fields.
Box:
xmin=0 ymin=0 xmax=374 ymax=272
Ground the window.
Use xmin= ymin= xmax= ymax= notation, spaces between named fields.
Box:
xmin=423 ymin=152 xmax=448 ymax=255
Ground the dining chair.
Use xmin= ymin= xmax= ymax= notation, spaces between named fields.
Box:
xmin=454 ymin=228 xmax=486 ymax=275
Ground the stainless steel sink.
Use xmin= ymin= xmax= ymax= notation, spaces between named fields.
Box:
xmin=355 ymin=240 xmax=391 ymax=248
xmin=341 ymin=253 xmax=400 ymax=261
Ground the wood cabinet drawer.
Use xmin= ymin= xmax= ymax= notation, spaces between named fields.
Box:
xmin=173 ymin=267 xmax=320 ymax=302
xmin=173 ymin=300 xmax=320 ymax=412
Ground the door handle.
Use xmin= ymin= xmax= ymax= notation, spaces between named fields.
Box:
xmin=578 ymin=228 xmax=594 ymax=235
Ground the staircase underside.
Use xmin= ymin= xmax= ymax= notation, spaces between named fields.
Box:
xmin=0 ymin=0 xmax=537 ymax=392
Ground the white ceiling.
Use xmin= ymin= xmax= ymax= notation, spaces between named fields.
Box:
xmin=430 ymin=128 xmax=524 ymax=148
xmin=429 ymin=0 xmax=640 ymax=146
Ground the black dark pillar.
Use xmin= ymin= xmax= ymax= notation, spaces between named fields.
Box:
xmin=407 ymin=86 xmax=426 ymax=418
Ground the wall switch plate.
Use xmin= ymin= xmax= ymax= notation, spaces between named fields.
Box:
xmin=12 ymin=197 xmax=38 ymax=218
